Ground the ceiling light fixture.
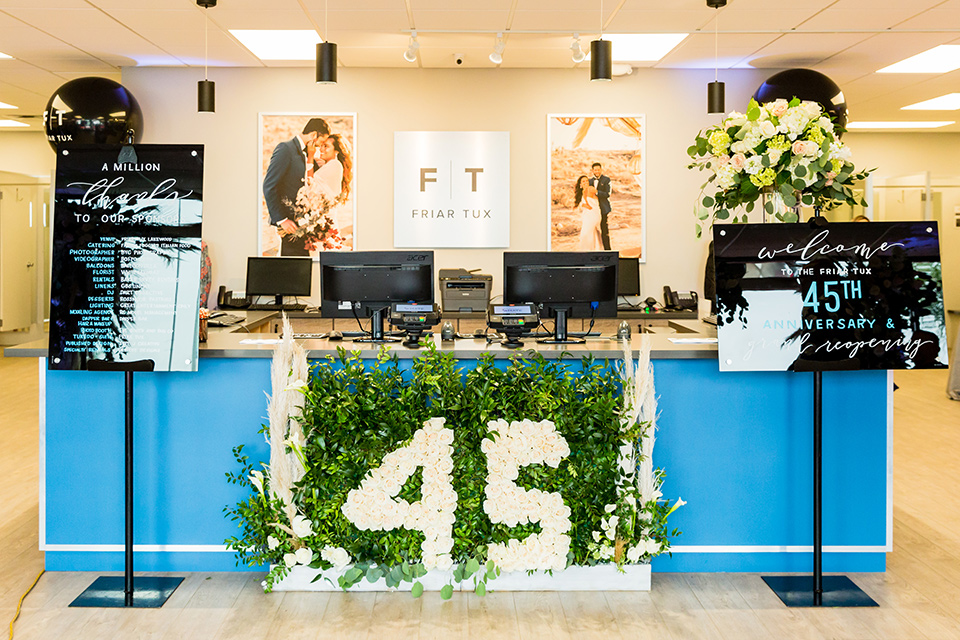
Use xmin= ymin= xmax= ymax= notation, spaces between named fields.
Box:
xmin=591 ymin=0 xmax=611 ymax=81
xmin=0 ymin=52 xmax=11 ymax=60
xmin=707 ymin=0 xmax=726 ymax=114
xmin=0 ymin=120 xmax=28 ymax=128
xmin=846 ymin=121 xmax=955 ymax=129
xmin=316 ymin=0 xmax=336 ymax=83
xmin=901 ymin=93 xmax=960 ymax=110
xmin=0 ymin=101 xmax=17 ymax=109
xmin=197 ymin=0 xmax=216 ymax=114
xmin=570 ymin=34 xmax=586 ymax=64
xmin=878 ymin=45 xmax=960 ymax=74
xmin=404 ymin=31 xmax=420 ymax=63
xmin=230 ymin=30 xmax=320 ymax=60
xmin=489 ymin=33 xmax=505 ymax=65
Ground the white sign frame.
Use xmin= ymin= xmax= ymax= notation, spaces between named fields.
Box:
xmin=393 ymin=131 xmax=510 ymax=248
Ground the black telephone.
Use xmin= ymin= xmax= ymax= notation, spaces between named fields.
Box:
xmin=217 ymin=285 xmax=251 ymax=310
xmin=663 ymin=286 xmax=698 ymax=311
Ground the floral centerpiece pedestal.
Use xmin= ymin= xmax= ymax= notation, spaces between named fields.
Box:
xmin=272 ymin=563 xmax=651 ymax=592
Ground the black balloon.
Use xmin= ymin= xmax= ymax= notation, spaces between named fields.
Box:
xmin=753 ymin=69 xmax=847 ymax=131
xmin=44 ymin=77 xmax=143 ymax=151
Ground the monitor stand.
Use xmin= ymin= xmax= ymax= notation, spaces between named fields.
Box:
xmin=536 ymin=309 xmax=586 ymax=345
xmin=353 ymin=309 xmax=402 ymax=344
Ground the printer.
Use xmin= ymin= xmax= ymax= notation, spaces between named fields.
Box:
xmin=439 ymin=268 xmax=493 ymax=313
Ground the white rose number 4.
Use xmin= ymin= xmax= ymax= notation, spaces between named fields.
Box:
xmin=341 ymin=417 xmax=574 ymax=574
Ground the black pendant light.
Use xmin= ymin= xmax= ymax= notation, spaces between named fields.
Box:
xmin=590 ymin=0 xmax=611 ymax=81
xmin=591 ymin=40 xmax=612 ymax=82
xmin=707 ymin=0 xmax=726 ymax=114
xmin=197 ymin=0 xmax=216 ymax=113
xmin=316 ymin=0 xmax=337 ymax=84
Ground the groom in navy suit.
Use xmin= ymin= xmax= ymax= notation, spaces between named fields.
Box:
xmin=589 ymin=162 xmax=612 ymax=251
xmin=263 ymin=118 xmax=330 ymax=256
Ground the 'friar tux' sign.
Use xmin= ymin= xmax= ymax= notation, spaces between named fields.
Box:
xmin=394 ymin=131 xmax=509 ymax=248
xmin=714 ymin=221 xmax=949 ymax=372
xmin=48 ymin=144 xmax=204 ymax=372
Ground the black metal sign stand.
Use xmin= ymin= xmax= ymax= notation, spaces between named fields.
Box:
xmin=761 ymin=215 xmax=878 ymax=608
xmin=70 ymin=362 xmax=184 ymax=609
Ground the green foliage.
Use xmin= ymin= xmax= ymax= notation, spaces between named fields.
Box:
xmin=224 ymin=344 xmax=681 ymax=595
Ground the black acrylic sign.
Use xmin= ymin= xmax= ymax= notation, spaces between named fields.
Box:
xmin=48 ymin=144 xmax=204 ymax=371
xmin=714 ymin=221 xmax=948 ymax=372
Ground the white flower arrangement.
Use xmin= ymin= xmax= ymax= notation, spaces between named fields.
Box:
xmin=482 ymin=419 xmax=572 ymax=573
xmin=341 ymin=417 xmax=458 ymax=572
xmin=688 ymin=97 xmax=871 ymax=237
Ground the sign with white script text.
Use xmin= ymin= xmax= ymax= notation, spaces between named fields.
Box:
xmin=714 ymin=222 xmax=948 ymax=372
xmin=48 ymin=144 xmax=204 ymax=371
xmin=393 ymin=131 xmax=509 ymax=248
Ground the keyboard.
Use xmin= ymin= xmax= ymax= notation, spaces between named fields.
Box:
xmin=247 ymin=303 xmax=307 ymax=311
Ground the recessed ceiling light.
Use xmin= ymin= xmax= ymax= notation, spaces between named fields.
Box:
xmin=877 ymin=45 xmax=960 ymax=74
xmin=230 ymin=30 xmax=322 ymax=61
xmin=0 ymin=51 xmax=11 ymax=59
xmin=595 ymin=34 xmax=688 ymax=62
xmin=0 ymin=120 xmax=28 ymax=128
xmin=0 ymin=101 xmax=17 ymax=109
xmin=846 ymin=121 xmax=954 ymax=130
xmin=901 ymin=93 xmax=960 ymax=111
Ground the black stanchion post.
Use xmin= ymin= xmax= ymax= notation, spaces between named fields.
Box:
xmin=70 ymin=361 xmax=184 ymax=609
xmin=125 ymin=370 xmax=135 ymax=607
xmin=813 ymin=370 xmax=823 ymax=606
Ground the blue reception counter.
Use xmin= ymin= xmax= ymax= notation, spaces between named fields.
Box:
xmin=13 ymin=330 xmax=890 ymax=573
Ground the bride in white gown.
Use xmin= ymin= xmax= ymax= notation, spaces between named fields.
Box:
xmin=575 ymin=175 xmax=602 ymax=251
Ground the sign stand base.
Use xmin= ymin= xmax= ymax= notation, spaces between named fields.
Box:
xmin=70 ymin=576 xmax=184 ymax=609
xmin=762 ymin=575 xmax=877 ymax=608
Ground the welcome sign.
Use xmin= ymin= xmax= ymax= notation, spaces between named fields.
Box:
xmin=394 ymin=131 xmax=509 ymax=248
xmin=714 ymin=221 xmax=949 ymax=372
xmin=48 ymin=144 xmax=204 ymax=372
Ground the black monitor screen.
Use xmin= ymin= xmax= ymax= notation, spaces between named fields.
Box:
xmin=320 ymin=251 xmax=434 ymax=318
xmin=618 ymin=257 xmax=640 ymax=296
xmin=246 ymin=257 xmax=312 ymax=297
xmin=503 ymin=251 xmax=618 ymax=319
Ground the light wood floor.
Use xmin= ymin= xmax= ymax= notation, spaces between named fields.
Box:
xmin=3 ymin=350 xmax=960 ymax=639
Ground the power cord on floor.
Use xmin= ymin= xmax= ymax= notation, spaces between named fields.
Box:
xmin=8 ymin=569 xmax=44 ymax=640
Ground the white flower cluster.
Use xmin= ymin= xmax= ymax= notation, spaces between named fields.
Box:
xmin=283 ymin=547 xmax=314 ymax=567
xmin=482 ymin=419 xmax=572 ymax=572
xmin=320 ymin=545 xmax=352 ymax=569
xmin=341 ymin=417 xmax=458 ymax=572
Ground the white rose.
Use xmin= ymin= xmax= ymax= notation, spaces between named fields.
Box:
xmin=645 ymin=539 xmax=662 ymax=556
xmin=322 ymin=546 xmax=352 ymax=569
xmin=283 ymin=552 xmax=297 ymax=568
xmin=626 ymin=545 xmax=643 ymax=563
xmin=434 ymin=554 xmax=454 ymax=571
xmin=267 ymin=535 xmax=280 ymax=550
xmin=759 ymin=120 xmax=777 ymax=138
xmin=291 ymin=515 xmax=314 ymax=538
xmin=295 ymin=547 xmax=313 ymax=565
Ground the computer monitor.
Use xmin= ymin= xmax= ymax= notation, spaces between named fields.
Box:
xmin=618 ymin=257 xmax=640 ymax=296
xmin=319 ymin=251 xmax=435 ymax=341
xmin=503 ymin=251 xmax=618 ymax=344
xmin=245 ymin=257 xmax=312 ymax=307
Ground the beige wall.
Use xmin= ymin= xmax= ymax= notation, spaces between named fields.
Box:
xmin=0 ymin=132 xmax=55 ymax=180
xmin=121 ymin=65 xmax=769 ymax=299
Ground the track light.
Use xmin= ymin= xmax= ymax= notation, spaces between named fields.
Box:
xmin=570 ymin=34 xmax=586 ymax=64
xmin=489 ymin=33 xmax=505 ymax=65
xmin=403 ymin=31 xmax=419 ymax=63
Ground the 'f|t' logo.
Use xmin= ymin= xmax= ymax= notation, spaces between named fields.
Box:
xmin=420 ymin=168 xmax=484 ymax=192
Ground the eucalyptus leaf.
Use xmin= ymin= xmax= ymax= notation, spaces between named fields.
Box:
xmin=411 ymin=581 xmax=424 ymax=598
xmin=440 ymin=584 xmax=454 ymax=600
xmin=475 ymin=581 xmax=487 ymax=597
xmin=366 ymin=566 xmax=384 ymax=583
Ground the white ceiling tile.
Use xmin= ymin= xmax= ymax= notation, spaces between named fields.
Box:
xmin=510 ymin=11 xmax=608 ymax=32
xmin=413 ymin=11 xmax=511 ymax=31
xmin=322 ymin=10 xmax=410 ymax=32
xmin=799 ymin=8 xmax=937 ymax=31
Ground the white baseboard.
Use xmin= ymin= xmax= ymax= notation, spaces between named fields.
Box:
xmin=272 ymin=563 xmax=651 ymax=592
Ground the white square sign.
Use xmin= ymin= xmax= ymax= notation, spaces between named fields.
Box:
xmin=394 ymin=131 xmax=510 ymax=248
